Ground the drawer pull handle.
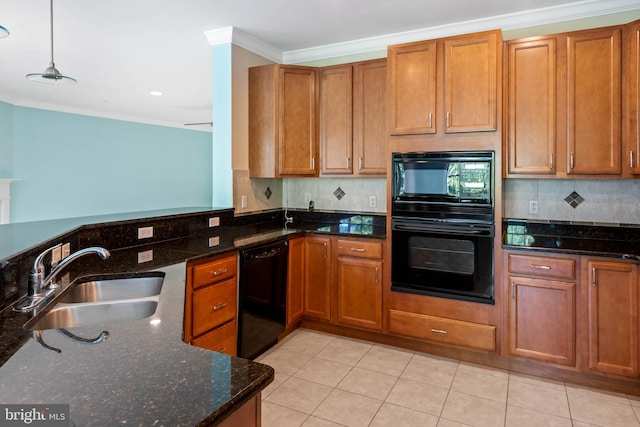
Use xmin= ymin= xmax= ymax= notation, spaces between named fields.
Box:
xmin=592 ymin=267 xmax=597 ymax=287
xmin=530 ymin=264 xmax=551 ymax=270
xmin=216 ymin=347 xmax=226 ymax=353
xmin=211 ymin=268 xmax=228 ymax=276
xmin=211 ymin=302 xmax=227 ymax=311
xmin=350 ymin=248 xmax=366 ymax=252
xmin=431 ymin=328 xmax=448 ymax=335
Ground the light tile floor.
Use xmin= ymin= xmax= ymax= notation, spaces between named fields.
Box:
xmin=256 ymin=329 xmax=640 ymax=427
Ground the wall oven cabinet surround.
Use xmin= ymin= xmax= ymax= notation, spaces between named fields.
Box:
xmin=319 ymin=59 xmax=387 ymax=176
xmin=504 ymin=25 xmax=625 ymax=178
xmin=388 ymin=29 xmax=500 ymax=137
xmin=249 ymin=64 xmax=318 ymax=177
xmin=506 ymin=252 xmax=577 ymax=366
xmin=184 ymin=252 xmax=238 ymax=356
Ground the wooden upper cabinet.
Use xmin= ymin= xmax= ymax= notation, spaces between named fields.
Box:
xmin=353 ymin=59 xmax=387 ymax=175
xmin=320 ymin=65 xmax=353 ymax=174
xmin=627 ymin=20 xmax=640 ymax=175
xmin=505 ymin=37 xmax=557 ymax=175
xmin=444 ymin=30 xmax=499 ymax=133
xmin=388 ymin=40 xmax=437 ymax=135
xmin=249 ymin=64 xmax=318 ymax=177
xmin=566 ymin=27 xmax=622 ymax=175
xmin=319 ymin=59 xmax=386 ymax=177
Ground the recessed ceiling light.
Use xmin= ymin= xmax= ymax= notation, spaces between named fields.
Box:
xmin=150 ymin=91 xmax=162 ymax=96
xmin=0 ymin=25 xmax=9 ymax=39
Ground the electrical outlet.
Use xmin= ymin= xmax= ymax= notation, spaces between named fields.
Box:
xmin=209 ymin=236 xmax=220 ymax=247
xmin=61 ymin=242 xmax=71 ymax=259
xmin=241 ymin=195 xmax=248 ymax=209
xmin=369 ymin=196 xmax=377 ymax=208
xmin=51 ymin=246 xmax=62 ymax=266
xmin=304 ymin=193 xmax=311 ymax=204
xmin=137 ymin=249 xmax=153 ymax=263
xmin=208 ymin=217 xmax=220 ymax=227
xmin=138 ymin=226 xmax=154 ymax=239
xmin=529 ymin=200 xmax=539 ymax=214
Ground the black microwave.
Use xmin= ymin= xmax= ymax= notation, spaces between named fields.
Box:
xmin=392 ymin=151 xmax=494 ymax=222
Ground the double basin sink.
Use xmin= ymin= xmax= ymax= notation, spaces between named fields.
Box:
xmin=25 ymin=272 xmax=165 ymax=331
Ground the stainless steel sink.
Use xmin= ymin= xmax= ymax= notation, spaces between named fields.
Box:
xmin=60 ymin=272 xmax=164 ymax=303
xmin=26 ymin=299 xmax=159 ymax=331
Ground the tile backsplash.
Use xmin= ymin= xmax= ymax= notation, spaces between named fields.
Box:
xmin=503 ymin=179 xmax=640 ymax=225
xmin=233 ymin=169 xmax=387 ymax=214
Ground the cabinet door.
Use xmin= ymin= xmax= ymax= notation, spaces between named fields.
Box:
xmin=586 ymin=260 xmax=638 ymax=377
xmin=505 ymin=37 xmax=557 ymax=175
xmin=444 ymin=30 xmax=498 ymax=133
xmin=320 ymin=65 xmax=353 ymax=175
xmin=628 ymin=21 xmax=640 ymax=175
xmin=287 ymin=237 xmax=305 ymax=327
xmin=304 ymin=237 xmax=331 ymax=320
xmin=388 ymin=40 xmax=437 ymax=135
xmin=567 ymin=28 xmax=622 ymax=175
xmin=353 ymin=59 xmax=387 ymax=176
xmin=279 ymin=67 xmax=318 ymax=176
xmin=508 ymin=276 xmax=575 ymax=366
xmin=336 ymin=257 xmax=382 ymax=331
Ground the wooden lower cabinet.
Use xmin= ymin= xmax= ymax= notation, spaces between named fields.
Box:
xmin=185 ymin=252 xmax=238 ymax=356
xmin=508 ymin=276 xmax=575 ymax=365
xmin=505 ymin=252 xmax=577 ymax=366
xmin=304 ymin=236 xmax=331 ymax=320
xmin=336 ymin=256 xmax=382 ymax=331
xmin=584 ymin=258 xmax=639 ymax=377
xmin=286 ymin=237 xmax=305 ymax=327
xmin=219 ymin=393 xmax=261 ymax=427
xmin=389 ymin=309 xmax=495 ymax=351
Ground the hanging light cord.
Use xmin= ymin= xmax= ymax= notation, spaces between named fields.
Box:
xmin=49 ymin=0 xmax=55 ymax=66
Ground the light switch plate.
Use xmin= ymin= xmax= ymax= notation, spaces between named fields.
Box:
xmin=209 ymin=236 xmax=220 ymax=247
xmin=209 ymin=217 xmax=220 ymax=227
xmin=137 ymin=250 xmax=153 ymax=263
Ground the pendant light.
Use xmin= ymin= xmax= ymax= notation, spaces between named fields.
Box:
xmin=26 ymin=0 xmax=76 ymax=84
xmin=0 ymin=25 xmax=9 ymax=38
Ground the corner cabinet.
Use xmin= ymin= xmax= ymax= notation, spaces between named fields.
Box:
xmin=185 ymin=252 xmax=238 ymax=356
xmin=583 ymin=258 xmax=638 ymax=377
xmin=335 ymin=238 xmax=383 ymax=331
xmin=249 ymin=64 xmax=318 ymax=177
xmin=388 ymin=29 xmax=500 ymax=137
xmin=627 ymin=20 xmax=640 ymax=175
xmin=304 ymin=236 xmax=331 ymax=320
xmin=319 ymin=59 xmax=387 ymax=176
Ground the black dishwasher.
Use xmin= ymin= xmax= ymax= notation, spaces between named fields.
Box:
xmin=238 ymin=239 xmax=288 ymax=359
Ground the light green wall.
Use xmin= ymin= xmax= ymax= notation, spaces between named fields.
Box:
xmin=9 ymin=106 xmax=213 ymax=222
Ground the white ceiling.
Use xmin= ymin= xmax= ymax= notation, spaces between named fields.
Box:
xmin=0 ymin=0 xmax=638 ymax=131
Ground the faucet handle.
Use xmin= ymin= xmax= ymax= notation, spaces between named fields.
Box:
xmin=32 ymin=243 xmax=62 ymax=274
xmin=29 ymin=244 xmax=62 ymax=296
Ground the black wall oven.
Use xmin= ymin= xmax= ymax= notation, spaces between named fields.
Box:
xmin=391 ymin=151 xmax=495 ymax=304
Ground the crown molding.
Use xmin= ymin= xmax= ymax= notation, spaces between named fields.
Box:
xmin=206 ymin=0 xmax=640 ymax=64
xmin=205 ymin=26 xmax=283 ymax=62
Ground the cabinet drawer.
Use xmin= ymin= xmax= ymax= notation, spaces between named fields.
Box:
xmin=508 ymin=253 xmax=576 ymax=279
xmin=389 ymin=309 xmax=496 ymax=352
xmin=192 ymin=279 xmax=237 ymax=337
xmin=192 ymin=254 xmax=237 ymax=289
xmin=336 ymin=239 xmax=382 ymax=259
xmin=192 ymin=320 xmax=237 ymax=356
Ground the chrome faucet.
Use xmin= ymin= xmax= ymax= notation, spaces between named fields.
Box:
xmin=14 ymin=244 xmax=110 ymax=312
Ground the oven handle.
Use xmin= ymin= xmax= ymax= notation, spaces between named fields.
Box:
xmin=392 ymin=222 xmax=493 ymax=236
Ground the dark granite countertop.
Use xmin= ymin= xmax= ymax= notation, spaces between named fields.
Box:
xmin=0 ymin=207 xmax=386 ymax=425
xmin=502 ymin=219 xmax=640 ymax=260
